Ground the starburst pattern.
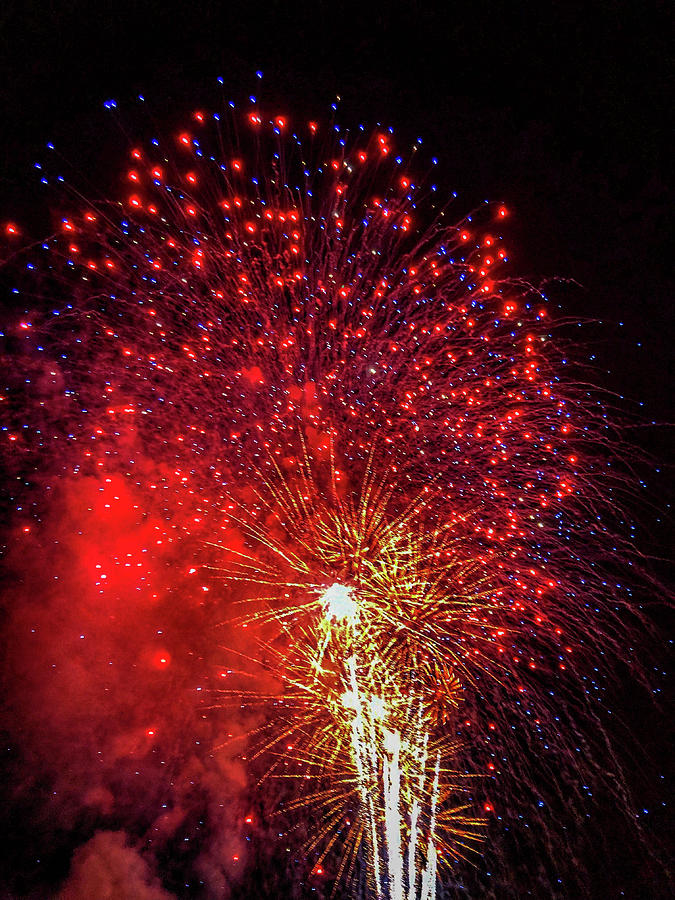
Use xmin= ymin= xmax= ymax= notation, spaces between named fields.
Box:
xmin=2 ymin=99 xmax=657 ymax=897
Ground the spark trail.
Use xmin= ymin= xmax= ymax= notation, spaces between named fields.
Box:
xmin=321 ymin=582 xmax=443 ymax=900
xmin=1 ymin=93 xmax=661 ymax=897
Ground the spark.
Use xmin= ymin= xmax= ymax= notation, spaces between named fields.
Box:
xmin=2 ymin=96 xmax=659 ymax=898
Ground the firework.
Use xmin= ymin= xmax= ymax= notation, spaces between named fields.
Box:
xmin=2 ymin=95 xmax=657 ymax=897
xmin=218 ymin=567 xmax=481 ymax=898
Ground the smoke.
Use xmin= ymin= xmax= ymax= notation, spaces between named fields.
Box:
xmin=57 ymin=831 xmax=172 ymax=900
xmin=0 ymin=465 xmax=259 ymax=897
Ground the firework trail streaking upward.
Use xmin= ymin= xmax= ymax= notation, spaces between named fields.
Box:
xmin=322 ymin=586 xmax=442 ymax=900
xmin=1 ymin=93 xmax=658 ymax=896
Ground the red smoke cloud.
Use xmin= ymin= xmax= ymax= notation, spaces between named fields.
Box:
xmin=1 ymin=464 xmax=260 ymax=897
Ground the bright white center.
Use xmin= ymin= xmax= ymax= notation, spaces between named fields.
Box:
xmin=370 ymin=696 xmax=387 ymax=720
xmin=340 ymin=690 xmax=359 ymax=710
xmin=321 ymin=582 xmax=358 ymax=623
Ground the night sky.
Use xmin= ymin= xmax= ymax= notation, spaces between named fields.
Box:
xmin=0 ymin=2 xmax=672 ymax=898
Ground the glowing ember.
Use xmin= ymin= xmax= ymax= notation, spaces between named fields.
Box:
xmin=1 ymin=96 xmax=662 ymax=899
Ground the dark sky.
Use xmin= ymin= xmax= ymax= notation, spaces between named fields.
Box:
xmin=0 ymin=0 xmax=672 ymax=413
xmin=0 ymin=2 xmax=672 ymax=898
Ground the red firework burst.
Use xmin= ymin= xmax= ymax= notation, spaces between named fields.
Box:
xmin=1 ymin=98 xmax=665 ymax=898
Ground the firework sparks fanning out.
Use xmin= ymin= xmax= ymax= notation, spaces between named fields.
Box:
xmin=339 ymin=637 xmax=442 ymax=900
xmin=320 ymin=583 xmax=445 ymax=900
xmin=1 ymin=92 xmax=659 ymax=897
